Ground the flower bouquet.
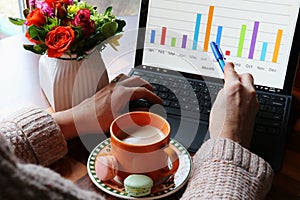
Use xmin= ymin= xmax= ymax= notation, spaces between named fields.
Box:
xmin=9 ymin=0 xmax=126 ymax=60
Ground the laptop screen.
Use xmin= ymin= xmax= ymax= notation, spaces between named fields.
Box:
xmin=140 ymin=0 xmax=300 ymax=91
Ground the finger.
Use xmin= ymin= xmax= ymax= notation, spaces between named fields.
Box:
xmin=224 ymin=62 xmax=239 ymax=84
xmin=129 ymin=87 xmax=162 ymax=104
xmin=239 ymin=73 xmax=255 ymax=90
xmin=118 ymin=76 xmax=153 ymax=91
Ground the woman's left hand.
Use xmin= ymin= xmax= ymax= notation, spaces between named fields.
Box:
xmin=53 ymin=74 xmax=162 ymax=139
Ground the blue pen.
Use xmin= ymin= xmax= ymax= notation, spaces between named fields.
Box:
xmin=210 ymin=41 xmax=226 ymax=73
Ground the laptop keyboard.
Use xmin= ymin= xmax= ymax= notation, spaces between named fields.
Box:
xmin=131 ymin=70 xmax=287 ymax=136
xmin=255 ymin=93 xmax=285 ymax=135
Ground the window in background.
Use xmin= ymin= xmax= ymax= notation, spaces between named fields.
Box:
xmin=0 ymin=0 xmax=24 ymax=39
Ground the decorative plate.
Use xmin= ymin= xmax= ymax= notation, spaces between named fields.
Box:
xmin=87 ymin=138 xmax=192 ymax=199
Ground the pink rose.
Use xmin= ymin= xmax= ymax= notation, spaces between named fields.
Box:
xmin=72 ymin=9 xmax=95 ymax=38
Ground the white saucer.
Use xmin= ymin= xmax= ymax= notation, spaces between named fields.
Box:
xmin=87 ymin=138 xmax=192 ymax=199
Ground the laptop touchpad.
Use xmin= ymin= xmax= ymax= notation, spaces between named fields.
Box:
xmin=167 ymin=115 xmax=209 ymax=153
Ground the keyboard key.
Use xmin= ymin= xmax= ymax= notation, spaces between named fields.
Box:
xmin=257 ymin=112 xmax=282 ymax=121
xmin=162 ymin=100 xmax=170 ymax=106
xmin=152 ymin=84 xmax=160 ymax=91
xmin=182 ymin=104 xmax=192 ymax=111
xmin=271 ymin=101 xmax=285 ymax=107
xmin=258 ymin=98 xmax=267 ymax=105
xmin=159 ymin=86 xmax=169 ymax=92
xmin=201 ymin=87 xmax=209 ymax=94
xmin=268 ymin=128 xmax=280 ymax=135
xmin=200 ymin=94 xmax=211 ymax=101
xmin=192 ymin=105 xmax=201 ymax=113
xmin=192 ymin=85 xmax=201 ymax=92
xmin=132 ymin=71 xmax=145 ymax=76
xmin=180 ymin=97 xmax=189 ymax=103
xmin=200 ymin=114 xmax=209 ymax=121
xmin=170 ymin=102 xmax=180 ymax=108
xmin=168 ymin=94 xmax=177 ymax=101
xmin=160 ymin=80 xmax=169 ymax=86
xmin=260 ymin=105 xmax=271 ymax=112
xmin=255 ymin=125 xmax=267 ymax=133
xmin=180 ymin=91 xmax=190 ymax=96
xmin=272 ymin=107 xmax=284 ymax=114
xmin=190 ymin=98 xmax=199 ymax=105
xmin=158 ymin=92 xmax=168 ymax=99
xmin=202 ymin=107 xmax=211 ymax=115
xmin=256 ymin=119 xmax=281 ymax=127
xmin=200 ymin=101 xmax=211 ymax=107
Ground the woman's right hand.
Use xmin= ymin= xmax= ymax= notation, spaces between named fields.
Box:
xmin=53 ymin=74 xmax=162 ymax=139
xmin=209 ymin=62 xmax=259 ymax=148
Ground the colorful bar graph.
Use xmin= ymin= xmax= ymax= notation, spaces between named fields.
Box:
xmin=272 ymin=29 xmax=283 ymax=63
xmin=161 ymin=27 xmax=167 ymax=45
xmin=148 ymin=4 xmax=285 ymax=64
xmin=171 ymin=37 xmax=176 ymax=47
xmin=150 ymin=30 xmax=156 ymax=43
xmin=203 ymin=6 xmax=214 ymax=52
xmin=237 ymin=24 xmax=247 ymax=57
xmin=182 ymin=35 xmax=187 ymax=48
xmin=260 ymin=42 xmax=268 ymax=61
xmin=193 ymin=14 xmax=202 ymax=50
xmin=216 ymin=26 xmax=223 ymax=46
xmin=248 ymin=21 xmax=259 ymax=59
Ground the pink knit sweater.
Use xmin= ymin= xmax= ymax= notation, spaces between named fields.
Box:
xmin=0 ymin=107 xmax=273 ymax=199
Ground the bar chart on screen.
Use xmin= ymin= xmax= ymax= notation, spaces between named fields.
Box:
xmin=143 ymin=0 xmax=299 ymax=88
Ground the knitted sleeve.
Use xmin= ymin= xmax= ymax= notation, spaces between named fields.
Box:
xmin=0 ymin=107 xmax=67 ymax=166
xmin=0 ymin=130 xmax=107 ymax=200
xmin=181 ymin=138 xmax=274 ymax=200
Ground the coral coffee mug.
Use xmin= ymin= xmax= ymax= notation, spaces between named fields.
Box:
xmin=110 ymin=111 xmax=179 ymax=185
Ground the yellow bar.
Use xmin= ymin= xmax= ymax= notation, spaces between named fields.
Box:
xmin=272 ymin=29 xmax=283 ymax=63
xmin=203 ymin=6 xmax=214 ymax=52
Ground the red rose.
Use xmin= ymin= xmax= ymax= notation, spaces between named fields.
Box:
xmin=26 ymin=8 xmax=46 ymax=27
xmin=72 ymin=9 xmax=95 ymax=38
xmin=45 ymin=26 xmax=75 ymax=58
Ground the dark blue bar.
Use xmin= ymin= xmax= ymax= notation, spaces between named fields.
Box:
xmin=150 ymin=30 xmax=156 ymax=43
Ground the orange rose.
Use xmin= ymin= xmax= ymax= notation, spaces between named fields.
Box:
xmin=26 ymin=8 xmax=46 ymax=27
xmin=45 ymin=26 xmax=75 ymax=58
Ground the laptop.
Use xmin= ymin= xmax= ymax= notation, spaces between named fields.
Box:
xmin=129 ymin=0 xmax=300 ymax=171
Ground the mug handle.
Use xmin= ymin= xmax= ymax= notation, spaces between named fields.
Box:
xmin=161 ymin=146 xmax=180 ymax=177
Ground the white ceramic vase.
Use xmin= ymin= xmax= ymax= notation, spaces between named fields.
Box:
xmin=39 ymin=48 xmax=109 ymax=111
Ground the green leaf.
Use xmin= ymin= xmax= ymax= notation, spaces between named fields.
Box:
xmin=101 ymin=21 xmax=118 ymax=38
xmin=23 ymin=44 xmax=47 ymax=55
xmin=104 ymin=7 xmax=112 ymax=16
xmin=28 ymin=25 xmax=47 ymax=42
xmin=115 ymin=19 xmax=126 ymax=33
xmin=8 ymin=17 xmax=25 ymax=26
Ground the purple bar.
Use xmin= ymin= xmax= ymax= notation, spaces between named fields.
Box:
xmin=182 ymin=35 xmax=187 ymax=48
xmin=248 ymin=21 xmax=259 ymax=59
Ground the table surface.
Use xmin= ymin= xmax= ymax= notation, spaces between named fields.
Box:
xmin=1 ymin=16 xmax=300 ymax=199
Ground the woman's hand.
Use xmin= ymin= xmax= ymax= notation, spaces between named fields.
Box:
xmin=209 ymin=63 xmax=259 ymax=148
xmin=53 ymin=74 xmax=162 ymax=139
